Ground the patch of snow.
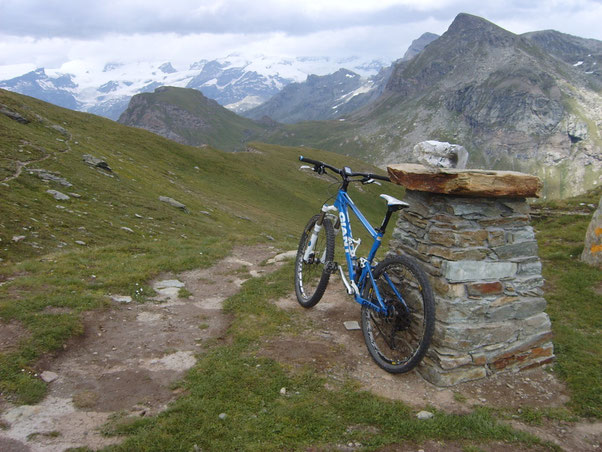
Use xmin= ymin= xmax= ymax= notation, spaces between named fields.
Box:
xmin=225 ymin=95 xmax=266 ymax=112
xmin=573 ymin=61 xmax=584 ymax=66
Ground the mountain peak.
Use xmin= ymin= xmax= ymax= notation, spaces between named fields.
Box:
xmin=446 ymin=13 xmax=516 ymax=46
xmin=402 ymin=32 xmax=440 ymax=61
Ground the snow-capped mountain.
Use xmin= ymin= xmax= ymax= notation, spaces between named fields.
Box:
xmin=0 ymin=68 xmax=81 ymax=111
xmin=0 ymin=55 xmax=387 ymax=120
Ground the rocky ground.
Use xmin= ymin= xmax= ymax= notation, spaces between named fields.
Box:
xmin=0 ymin=244 xmax=600 ymax=451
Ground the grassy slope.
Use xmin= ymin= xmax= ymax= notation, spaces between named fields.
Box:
xmin=531 ymin=187 xmax=602 ymax=418
xmin=0 ymin=88 xmax=398 ymax=403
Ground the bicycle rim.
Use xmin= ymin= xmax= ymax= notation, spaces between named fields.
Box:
xmin=294 ymin=215 xmax=334 ymax=307
xmin=362 ymin=257 xmax=434 ymax=373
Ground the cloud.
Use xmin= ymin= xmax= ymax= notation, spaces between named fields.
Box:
xmin=0 ymin=0 xmax=600 ymax=78
xmin=1 ymin=0 xmax=463 ymax=38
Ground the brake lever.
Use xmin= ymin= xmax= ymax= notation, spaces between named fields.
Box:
xmin=361 ymin=177 xmax=381 ymax=186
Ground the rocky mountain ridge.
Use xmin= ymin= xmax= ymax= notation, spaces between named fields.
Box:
xmin=243 ymin=33 xmax=439 ymax=124
xmin=262 ymin=13 xmax=601 ymax=198
xmin=0 ymin=56 xmax=386 ymax=121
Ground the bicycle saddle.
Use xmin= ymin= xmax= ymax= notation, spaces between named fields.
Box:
xmin=380 ymin=194 xmax=409 ymax=210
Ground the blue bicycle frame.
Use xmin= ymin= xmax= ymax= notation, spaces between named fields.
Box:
xmin=330 ymin=190 xmax=405 ymax=315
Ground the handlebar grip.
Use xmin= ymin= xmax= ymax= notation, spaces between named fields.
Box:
xmin=371 ymin=174 xmax=390 ymax=182
xmin=299 ymin=155 xmax=323 ymax=166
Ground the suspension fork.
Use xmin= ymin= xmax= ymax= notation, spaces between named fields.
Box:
xmin=303 ymin=204 xmax=338 ymax=262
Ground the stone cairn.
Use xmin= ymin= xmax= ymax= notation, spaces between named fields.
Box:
xmin=386 ymin=164 xmax=554 ymax=386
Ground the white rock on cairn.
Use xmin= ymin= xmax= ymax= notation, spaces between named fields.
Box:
xmin=413 ymin=140 xmax=469 ymax=169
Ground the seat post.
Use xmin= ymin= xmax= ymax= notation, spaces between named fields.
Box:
xmin=377 ymin=206 xmax=396 ymax=234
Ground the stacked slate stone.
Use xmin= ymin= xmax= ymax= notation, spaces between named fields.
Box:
xmin=387 ymin=165 xmax=553 ymax=386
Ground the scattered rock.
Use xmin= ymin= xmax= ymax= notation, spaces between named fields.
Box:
xmin=110 ymin=295 xmax=132 ymax=303
xmin=121 ymin=227 xmax=134 ymax=233
xmin=218 ymin=413 xmax=227 ymax=420
xmin=51 ymin=124 xmax=69 ymax=136
xmin=159 ymin=196 xmax=187 ymax=212
xmin=75 ymin=240 xmax=86 ymax=246
xmin=69 ymin=193 xmax=82 ymax=198
xmin=47 ymin=189 xmax=70 ymax=201
xmin=343 ymin=321 xmax=361 ymax=331
xmin=27 ymin=169 xmax=72 ymax=187
xmin=416 ymin=410 xmax=434 ymax=420
xmin=83 ymin=154 xmax=112 ymax=172
xmin=12 ymin=235 xmax=26 ymax=242
xmin=566 ymin=115 xmax=588 ymax=142
xmin=155 ymin=279 xmax=185 ymax=289
xmin=280 ymin=387 xmax=287 ymax=395
xmin=40 ymin=371 xmax=59 ymax=383
xmin=267 ymin=250 xmax=297 ymax=264
xmin=0 ymin=104 xmax=29 ymax=124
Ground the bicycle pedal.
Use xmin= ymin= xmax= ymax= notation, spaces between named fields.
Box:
xmin=325 ymin=261 xmax=338 ymax=274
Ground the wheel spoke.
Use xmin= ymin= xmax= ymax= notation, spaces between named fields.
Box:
xmin=361 ymin=255 xmax=435 ymax=373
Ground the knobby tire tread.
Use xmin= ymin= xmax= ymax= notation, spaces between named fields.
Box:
xmin=294 ymin=214 xmax=335 ymax=308
xmin=361 ymin=254 xmax=435 ymax=374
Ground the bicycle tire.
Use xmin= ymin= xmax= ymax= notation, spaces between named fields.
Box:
xmin=361 ymin=255 xmax=435 ymax=373
xmin=294 ymin=214 xmax=335 ymax=308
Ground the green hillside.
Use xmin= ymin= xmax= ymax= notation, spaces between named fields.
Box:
xmin=0 ymin=88 xmax=399 ymax=402
xmin=118 ymin=86 xmax=268 ymax=151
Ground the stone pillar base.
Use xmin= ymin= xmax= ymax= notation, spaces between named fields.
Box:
xmin=389 ymin=190 xmax=554 ymax=386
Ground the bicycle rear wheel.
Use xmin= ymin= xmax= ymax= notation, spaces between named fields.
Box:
xmin=361 ymin=255 xmax=435 ymax=373
xmin=294 ymin=214 xmax=335 ymax=308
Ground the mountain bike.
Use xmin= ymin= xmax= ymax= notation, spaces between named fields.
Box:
xmin=294 ymin=156 xmax=435 ymax=373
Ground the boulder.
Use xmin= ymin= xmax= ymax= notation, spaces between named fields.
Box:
xmin=159 ymin=196 xmax=187 ymax=211
xmin=413 ymin=140 xmax=469 ymax=169
xmin=581 ymin=197 xmax=602 ymax=267
xmin=566 ymin=115 xmax=588 ymax=142
xmin=387 ymin=164 xmax=542 ymax=198
xmin=83 ymin=154 xmax=112 ymax=172
xmin=27 ymin=169 xmax=72 ymax=187
xmin=47 ymin=189 xmax=70 ymax=201
xmin=0 ymin=104 xmax=29 ymax=124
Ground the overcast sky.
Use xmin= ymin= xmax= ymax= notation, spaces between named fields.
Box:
xmin=1 ymin=0 xmax=601 ymax=77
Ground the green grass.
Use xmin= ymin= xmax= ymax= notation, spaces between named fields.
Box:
xmin=532 ymin=188 xmax=602 ymax=418
xmin=103 ymin=264 xmax=545 ymax=452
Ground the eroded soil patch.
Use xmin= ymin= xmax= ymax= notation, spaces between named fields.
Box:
xmin=0 ymin=244 xmax=283 ymax=452
xmin=0 ymin=320 xmax=30 ymax=354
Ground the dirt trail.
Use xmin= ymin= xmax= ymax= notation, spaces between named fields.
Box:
xmin=0 ymin=244 xmax=283 ymax=452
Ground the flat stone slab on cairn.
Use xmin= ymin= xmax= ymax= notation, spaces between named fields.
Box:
xmin=386 ymin=164 xmax=553 ymax=386
xmin=388 ymin=163 xmax=542 ymax=198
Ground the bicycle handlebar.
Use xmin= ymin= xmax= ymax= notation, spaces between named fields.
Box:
xmin=299 ymin=155 xmax=390 ymax=182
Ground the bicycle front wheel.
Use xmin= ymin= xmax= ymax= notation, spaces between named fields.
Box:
xmin=294 ymin=214 xmax=335 ymax=308
xmin=361 ymin=255 xmax=435 ymax=373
